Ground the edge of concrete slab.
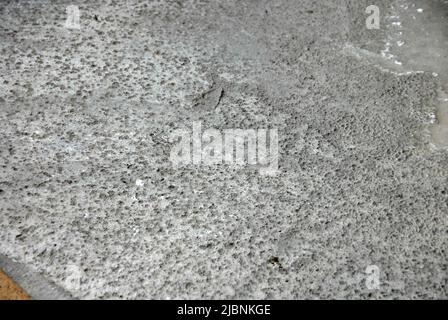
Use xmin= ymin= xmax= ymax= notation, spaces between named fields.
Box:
xmin=0 ymin=269 xmax=31 ymax=300
xmin=0 ymin=254 xmax=75 ymax=300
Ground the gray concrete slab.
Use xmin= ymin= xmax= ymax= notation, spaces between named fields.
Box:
xmin=0 ymin=254 xmax=73 ymax=299
xmin=0 ymin=0 xmax=447 ymax=299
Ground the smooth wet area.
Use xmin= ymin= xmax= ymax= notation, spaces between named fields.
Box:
xmin=383 ymin=0 xmax=448 ymax=148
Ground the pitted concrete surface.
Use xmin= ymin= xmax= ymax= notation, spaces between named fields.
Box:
xmin=0 ymin=0 xmax=447 ymax=299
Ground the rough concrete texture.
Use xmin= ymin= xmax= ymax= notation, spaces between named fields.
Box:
xmin=0 ymin=0 xmax=447 ymax=299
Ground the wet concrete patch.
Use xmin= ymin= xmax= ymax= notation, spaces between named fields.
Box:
xmin=381 ymin=0 xmax=448 ymax=148
xmin=0 ymin=255 xmax=73 ymax=300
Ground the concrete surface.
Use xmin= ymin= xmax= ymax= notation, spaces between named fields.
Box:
xmin=0 ymin=0 xmax=447 ymax=299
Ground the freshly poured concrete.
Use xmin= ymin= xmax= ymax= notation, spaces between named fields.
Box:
xmin=0 ymin=0 xmax=447 ymax=299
